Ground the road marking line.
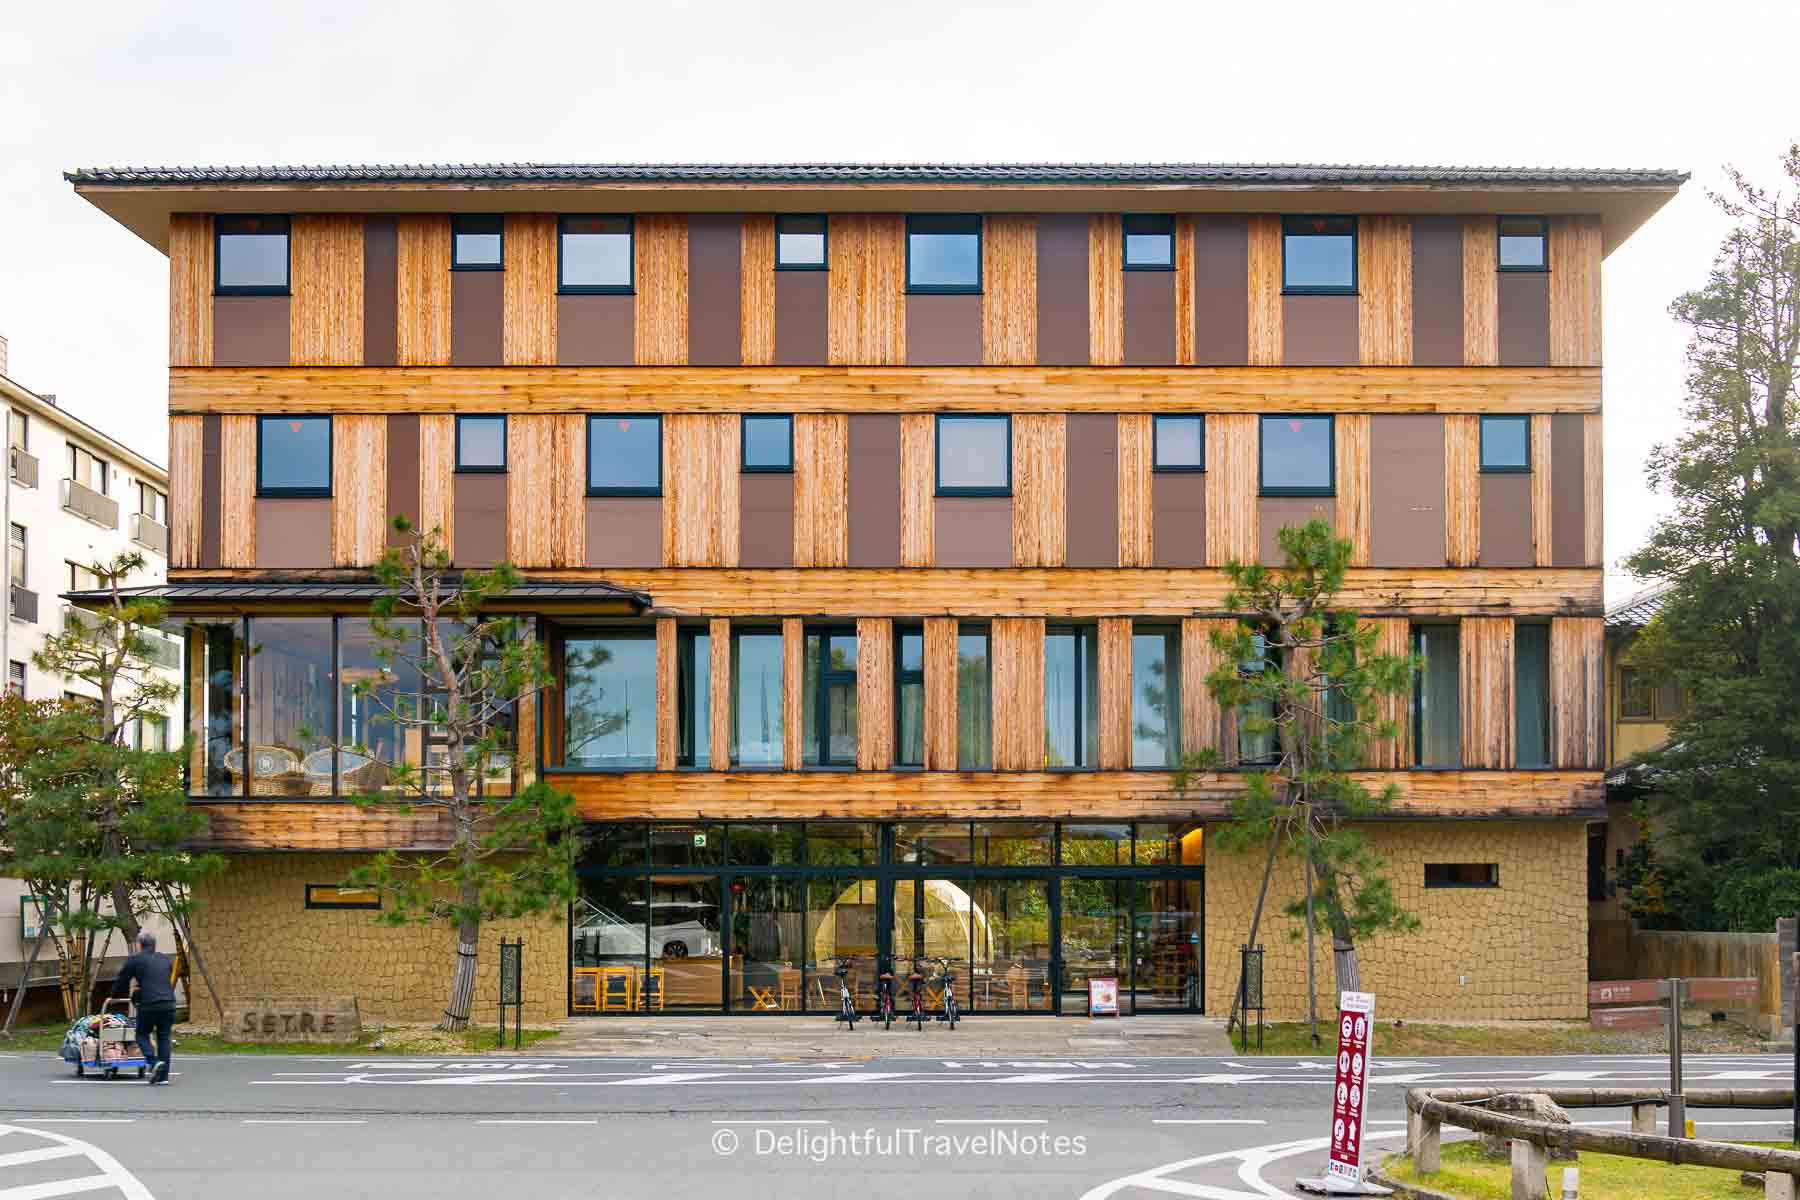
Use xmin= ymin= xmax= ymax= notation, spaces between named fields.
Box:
xmin=711 ymin=1119 xmax=829 ymax=1125
xmin=1153 ymin=1120 xmax=1267 ymax=1126
xmin=0 ymin=1174 xmax=121 ymax=1199
xmin=9 ymin=1120 xmax=136 ymax=1125
xmin=0 ymin=1123 xmax=156 ymax=1200
xmin=477 ymin=1119 xmax=598 ymax=1125
xmin=242 ymin=1119 xmax=367 ymax=1125
xmin=935 ymin=1119 xmax=1047 ymax=1125
xmin=0 ymin=1144 xmax=85 ymax=1169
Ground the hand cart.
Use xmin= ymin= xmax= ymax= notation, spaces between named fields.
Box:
xmin=74 ymin=998 xmax=148 ymax=1080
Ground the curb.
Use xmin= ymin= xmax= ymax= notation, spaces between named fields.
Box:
xmin=1369 ymin=1166 xmax=1456 ymax=1200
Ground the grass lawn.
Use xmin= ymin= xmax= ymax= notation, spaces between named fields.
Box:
xmin=1227 ymin=1012 xmax=1773 ymax=1058
xmin=1381 ymin=1139 xmax=1791 ymax=1199
xmin=0 ymin=1022 xmax=560 ymax=1056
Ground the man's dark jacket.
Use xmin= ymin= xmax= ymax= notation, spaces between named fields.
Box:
xmin=110 ymin=950 xmax=177 ymax=1011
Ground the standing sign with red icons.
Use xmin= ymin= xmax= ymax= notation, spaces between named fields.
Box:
xmin=1325 ymin=990 xmax=1376 ymax=1185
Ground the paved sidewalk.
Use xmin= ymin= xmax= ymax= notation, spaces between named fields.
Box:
xmin=540 ymin=1013 xmax=1235 ymax=1058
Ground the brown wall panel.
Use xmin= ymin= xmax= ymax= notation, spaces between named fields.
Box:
xmin=847 ymin=414 xmax=902 ymax=569
xmin=1151 ymin=473 xmax=1206 ymax=569
xmin=213 ymin=296 xmax=290 ymax=367
xmin=219 ymin=414 xmax=256 ymax=567
xmin=557 ymin=294 xmax=633 ymax=366
xmin=384 ymin=413 xmax=419 ymax=548
xmin=1246 ymin=215 xmax=1283 ymax=366
xmin=1123 ymin=269 xmax=1176 ymax=366
xmin=1282 ymin=295 xmax=1358 ymax=366
xmin=1357 ymin=215 xmax=1412 ymax=366
xmin=1205 ymin=413 xmax=1258 ymax=565
xmin=1460 ymin=616 xmax=1515 ymax=769
xmin=254 ymin=498 xmax=330 ymax=569
xmin=450 ymin=270 xmax=502 ymax=366
xmin=828 ymin=214 xmax=905 ymax=365
xmin=1443 ymin=413 xmax=1481 ymax=567
xmin=793 ymin=413 xmax=849 ymax=567
xmin=905 ymin=294 xmax=981 ymax=365
xmin=290 ymin=214 xmax=364 ymax=367
xmin=1584 ymin=413 xmax=1603 ymax=567
xmin=923 ymin=617 xmax=959 ymax=770
xmin=1116 ymin=413 xmax=1153 ymax=568
xmin=1087 ymin=215 xmax=1124 ymax=365
xmin=169 ymin=214 xmax=212 ymax=367
xmin=1369 ymin=414 xmax=1445 ymax=568
xmin=395 ymin=215 xmax=451 ymax=366
xmin=740 ymin=215 xmax=776 ymax=366
xmin=774 ymin=271 xmax=828 ymax=365
xmin=1035 ymin=214 xmax=1089 ymax=365
xmin=739 ymin=473 xmax=795 ymax=569
xmin=1011 ymin=413 xmax=1066 ymax=567
xmin=1258 ymin=497 xmax=1334 ymax=565
xmin=507 ymin=414 xmax=584 ymax=567
xmin=1097 ymin=617 xmax=1133 ymax=770
xmin=1551 ymin=412 xmax=1588 ymax=567
xmin=418 ymin=415 xmax=454 ymax=549
xmin=502 ymin=214 xmax=557 ymax=366
xmin=1549 ymin=215 xmax=1603 ymax=367
xmin=199 ymin=413 xmax=223 ymax=568
xmin=452 ymin=472 xmax=506 ymax=567
xmin=991 ymin=617 xmax=1045 ymax=771
xmin=686 ymin=214 xmax=741 ymax=367
xmin=1462 ymin=216 xmax=1498 ymax=366
xmin=663 ymin=413 xmax=739 ymax=567
xmin=857 ymin=617 xmax=894 ymax=772
xmin=635 ymin=213 xmax=688 ymax=366
xmin=1497 ymin=272 xmax=1550 ymax=366
xmin=1550 ymin=616 xmax=1604 ymax=769
xmin=934 ymin=498 xmax=1013 ymax=568
xmin=899 ymin=414 xmax=935 ymax=567
xmin=1335 ymin=413 xmax=1372 ymax=565
xmin=363 ymin=216 xmax=398 ymax=368
xmin=169 ymin=415 xmax=204 ymax=568
xmin=1410 ymin=216 xmax=1463 ymax=367
xmin=1478 ymin=472 xmax=1533 ymax=567
xmin=982 ymin=214 xmax=1037 ymax=366
xmin=1192 ymin=215 xmax=1250 ymax=366
xmin=331 ymin=413 xmax=387 ymax=565
xmin=585 ymin=498 xmax=663 ymax=568
xmin=1064 ymin=412 xmax=1118 ymax=569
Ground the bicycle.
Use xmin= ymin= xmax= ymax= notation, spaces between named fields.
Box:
xmin=830 ymin=957 xmax=859 ymax=1030
xmin=904 ymin=958 xmax=928 ymax=1031
xmin=875 ymin=959 xmax=897 ymax=1031
xmin=929 ymin=956 xmax=960 ymax=1031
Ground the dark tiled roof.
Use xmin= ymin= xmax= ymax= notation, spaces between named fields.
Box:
xmin=1606 ymin=582 xmax=1674 ymax=629
xmin=65 ymin=162 xmax=1690 ymax=187
xmin=64 ymin=577 xmax=650 ymax=608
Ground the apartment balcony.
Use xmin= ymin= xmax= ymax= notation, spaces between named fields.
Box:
xmin=9 ymin=447 xmax=37 ymax=489
xmin=131 ymin=511 xmax=169 ymax=556
xmin=9 ymin=584 xmax=36 ymax=624
xmin=61 ymin=478 xmax=118 ymax=530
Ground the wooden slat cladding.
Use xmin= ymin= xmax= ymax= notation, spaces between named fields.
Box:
xmin=709 ymin=617 xmax=731 ymax=768
xmin=828 ymin=214 xmax=905 ymax=365
xmin=1549 ymin=616 xmax=1605 ymax=768
xmin=857 ymin=617 xmax=894 ymax=771
xmin=507 ymin=414 xmax=584 ymax=567
xmin=1460 ymin=616 xmax=1515 ymax=768
xmin=1011 ymin=414 xmax=1066 ymax=567
xmin=1336 ymin=413 xmax=1372 ymax=566
xmin=655 ymin=618 xmax=678 ymax=771
xmin=502 ymin=214 xmax=557 ymax=365
xmin=740 ymin=215 xmax=776 ymax=366
xmin=793 ymin=413 xmax=849 ymax=566
xmin=417 ymin=414 xmax=455 ymax=545
xmin=1530 ymin=414 xmax=1555 ymax=567
xmin=991 ymin=617 xmax=1046 ymax=771
xmin=982 ymin=215 xmax=1037 ymax=366
xmin=634 ymin=214 xmax=689 ymax=365
xmin=1097 ymin=617 xmax=1133 ymax=770
xmin=1181 ymin=618 xmax=1232 ymax=764
xmin=923 ymin=617 xmax=959 ymax=770
xmin=782 ymin=618 xmax=803 ymax=770
xmin=899 ymin=413 xmax=935 ymax=567
xmin=1174 ymin=217 xmax=1197 ymax=365
xmin=395 ymin=216 xmax=452 ymax=366
xmin=662 ymin=413 xmax=740 ymax=567
xmin=1549 ymin=215 xmax=1603 ymax=367
xmin=1357 ymin=216 xmax=1412 ymax=366
xmin=1462 ymin=216 xmax=1499 ymax=366
xmin=1116 ymin=413 xmax=1153 ymax=568
xmin=1246 ymin=215 xmax=1284 ymax=365
xmin=289 ymin=214 xmax=364 ymax=366
xmin=1205 ymin=414 xmax=1259 ymax=565
xmin=330 ymin=415 xmax=387 ymax=565
xmin=168 ymin=415 xmax=204 ymax=568
xmin=1584 ymin=413 xmax=1604 ymax=566
xmin=1087 ymin=215 xmax=1124 ymax=365
xmin=169 ymin=214 xmax=213 ymax=367
xmin=219 ymin=414 xmax=257 ymax=568
xmin=1363 ymin=617 xmax=1412 ymax=768
xmin=1443 ymin=413 xmax=1481 ymax=567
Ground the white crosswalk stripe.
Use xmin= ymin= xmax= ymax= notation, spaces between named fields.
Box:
xmin=0 ymin=1123 xmax=155 ymax=1200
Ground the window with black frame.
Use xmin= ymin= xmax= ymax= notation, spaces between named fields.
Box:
xmin=1480 ymin=414 xmax=1531 ymax=472
xmin=1130 ymin=626 xmax=1180 ymax=768
xmin=906 ymin=214 xmax=982 ymax=293
xmin=587 ymin=415 xmax=661 ymax=496
xmin=1237 ymin=631 xmax=1279 ymax=766
xmin=1282 ymin=215 xmax=1357 ymax=294
xmin=676 ymin=626 xmax=711 ymax=768
xmin=559 ymin=215 xmax=634 ymax=292
xmin=803 ymin=628 xmax=859 ymax=767
xmin=1498 ymin=216 xmax=1549 ymax=272
xmin=1044 ymin=626 xmax=1099 ymax=769
xmin=1259 ymin=415 xmax=1334 ymax=496
xmin=257 ymin=416 xmax=332 ymax=497
xmin=776 ymin=215 xmax=827 ymax=269
xmin=1123 ymin=214 xmax=1175 ymax=270
xmin=1412 ymin=624 xmax=1461 ymax=767
xmin=956 ymin=626 xmax=993 ymax=769
xmin=562 ymin=630 xmax=658 ymax=769
xmin=455 ymin=414 xmax=507 ymax=472
xmin=215 ymin=215 xmax=290 ymax=294
xmin=1153 ymin=415 xmax=1204 ymax=472
xmin=731 ymin=628 xmax=785 ymax=767
xmin=1514 ymin=623 xmax=1551 ymax=768
xmin=451 ymin=215 xmax=503 ymax=270
xmin=936 ymin=414 xmax=1011 ymax=496
xmin=741 ymin=414 xmax=793 ymax=472
xmin=895 ymin=626 xmax=925 ymax=767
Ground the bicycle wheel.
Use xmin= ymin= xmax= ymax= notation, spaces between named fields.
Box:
xmin=946 ymin=996 xmax=958 ymax=1030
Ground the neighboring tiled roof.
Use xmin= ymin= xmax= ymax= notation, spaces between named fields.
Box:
xmin=64 ymin=577 xmax=651 ymax=608
xmin=65 ymin=162 xmax=1691 ymax=187
xmin=1606 ymin=582 xmax=1675 ymax=629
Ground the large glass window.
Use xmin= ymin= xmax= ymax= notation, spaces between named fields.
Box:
xmin=215 ymin=215 xmax=290 ymax=294
xmin=1412 ymin=624 xmax=1461 ymax=767
xmin=1133 ymin=878 xmax=1202 ymax=1010
xmin=1238 ymin=631 xmax=1279 ymax=766
xmin=1063 ymin=823 xmax=1131 ymax=866
xmin=775 ymin=215 xmax=827 ymax=270
xmin=895 ymin=822 xmax=972 ymax=866
xmin=1619 ymin=667 xmax=1653 ymax=719
xmin=1131 ymin=626 xmax=1180 ymax=768
xmin=1135 ymin=822 xmax=1204 ymax=867
xmin=956 ymin=627 xmax=993 ymax=769
xmin=559 ymin=215 xmax=633 ymax=293
xmin=807 ymin=877 xmax=878 ymax=1012
xmin=1059 ymin=877 xmax=1131 ymax=1013
xmin=451 ymin=215 xmax=503 ymax=270
xmin=586 ymin=414 xmax=661 ymax=496
xmin=651 ymin=874 xmax=724 ymax=1009
xmin=337 ymin=618 xmax=424 ymax=797
xmin=247 ymin=617 xmax=333 ymax=796
xmin=971 ymin=879 xmax=1052 ymax=1011
xmin=1153 ymin=415 xmax=1204 ymax=472
xmin=731 ymin=629 xmax=784 ymax=767
xmin=456 ymin=415 xmax=507 ymax=472
xmin=1480 ymin=415 xmax=1531 ymax=472
xmin=895 ymin=626 xmax=925 ymax=768
xmin=1515 ymin=623 xmax=1551 ymax=768
xmin=258 ymin=416 xmax=333 ymax=497
xmin=1044 ymin=626 xmax=1100 ymax=768
xmin=906 ymin=214 xmax=982 ymax=293
xmin=734 ymin=876 xmax=805 ymax=1010
xmin=1281 ymin=215 xmax=1356 ymax=294
xmin=806 ymin=823 xmax=879 ymax=866
xmin=677 ymin=627 xmax=710 ymax=768
xmin=1123 ymin=214 xmax=1175 ymax=270
xmin=726 ymin=824 xmax=805 ymax=866
xmin=741 ymin=414 xmax=793 ymax=472
xmin=802 ymin=628 xmax=858 ymax=767
xmin=562 ymin=631 xmax=657 ymax=769
xmin=1260 ymin=415 xmax=1334 ymax=496
xmin=975 ymin=821 xmax=1054 ymax=866
xmin=1498 ymin=216 xmax=1549 ymax=272
xmin=187 ymin=619 xmax=245 ymax=796
xmin=935 ymin=414 xmax=1011 ymax=496
xmin=67 ymin=445 xmax=109 ymax=495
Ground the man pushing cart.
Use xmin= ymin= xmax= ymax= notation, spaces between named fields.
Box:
xmin=109 ymin=930 xmax=178 ymax=1085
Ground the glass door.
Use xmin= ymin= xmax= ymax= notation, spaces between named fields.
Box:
xmin=806 ymin=876 xmax=878 ymax=1011
xmin=1058 ymin=877 xmax=1131 ymax=1014
xmin=969 ymin=879 xmax=1053 ymax=1011
xmin=730 ymin=876 xmax=804 ymax=1012
xmin=1132 ymin=879 xmax=1203 ymax=1011
xmin=649 ymin=875 xmax=724 ymax=1010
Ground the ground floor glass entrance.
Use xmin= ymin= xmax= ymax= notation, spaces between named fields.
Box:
xmin=568 ymin=821 xmax=1203 ymax=1015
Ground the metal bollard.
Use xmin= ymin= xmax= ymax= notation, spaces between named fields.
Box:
xmin=1667 ymin=977 xmax=1687 ymax=1139
xmin=1561 ymin=1166 xmax=1579 ymax=1199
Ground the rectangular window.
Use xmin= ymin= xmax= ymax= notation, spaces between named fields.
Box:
xmin=731 ymin=630 xmax=785 ymax=767
xmin=935 ymin=414 xmax=1011 ymax=496
xmin=9 ymin=411 xmax=27 ymax=451
xmin=906 ymin=214 xmax=982 ymax=293
xmin=1282 ymin=215 xmax=1357 ymax=294
xmin=1498 ymin=216 xmax=1549 ymax=272
xmin=138 ymin=482 xmax=167 ymax=522
xmin=776 ymin=215 xmax=828 ymax=269
xmin=1238 ymin=631 xmax=1279 ymax=765
xmin=894 ymin=625 xmax=924 ymax=768
xmin=741 ymin=414 xmax=793 ymax=472
xmin=803 ymin=628 xmax=859 ymax=767
xmin=1655 ymin=679 xmax=1686 ymax=721
xmin=67 ymin=445 xmax=109 ymax=495
xmin=257 ymin=415 xmax=332 ymax=497
xmin=8 ymin=523 xmax=23 ymax=587
xmin=1123 ymin=214 xmax=1175 ymax=270
xmin=558 ymin=215 xmax=633 ymax=293
xmin=1259 ymin=415 xmax=1335 ymax=496
xmin=562 ymin=631 xmax=657 ymax=769
xmin=304 ymin=884 xmax=382 ymax=910
xmin=1424 ymin=863 xmax=1499 ymax=888
xmin=68 ymin=561 xmax=102 ymax=592
xmin=1131 ymin=626 xmax=1181 ymax=768
xmin=247 ymin=617 xmax=332 ymax=795
xmin=1412 ymin=624 xmax=1461 ymax=767
xmin=956 ymin=627 xmax=992 ymax=769
xmin=135 ymin=715 xmax=169 ymax=752
xmin=1153 ymin=415 xmax=1204 ymax=472
xmin=676 ymin=627 xmax=711 ymax=768
xmin=455 ymin=414 xmax=508 ymax=472
xmin=1480 ymin=414 xmax=1531 ymax=472
xmin=6 ymin=660 xmax=23 ymax=697
xmin=1619 ymin=667 xmax=1653 ymax=719
xmin=451 ymin=215 xmax=504 ymax=270
xmin=1044 ymin=626 xmax=1100 ymax=769
xmin=215 ymin=214 xmax=291 ymax=295
xmin=1515 ymin=623 xmax=1551 ymax=768
xmin=586 ymin=414 xmax=661 ymax=496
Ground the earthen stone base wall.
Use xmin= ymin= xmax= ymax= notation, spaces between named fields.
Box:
xmin=1204 ymin=820 xmax=1587 ymax=1020
xmin=188 ymin=853 xmax=568 ymax=1024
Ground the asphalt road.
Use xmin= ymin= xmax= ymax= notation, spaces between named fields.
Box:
xmin=0 ymin=1049 xmax=1792 ymax=1199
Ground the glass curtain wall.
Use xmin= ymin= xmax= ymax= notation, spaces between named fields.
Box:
xmin=1131 ymin=627 xmax=1180 ymax=768
xmin=802 ymin=629 xmax=858 ymax=767
xmin=732 ymin=630 xmax=784 ymax=766
xmin=1413 ymin=625 xmax=1462 ymax=766
xmin=956 ymin=628 xmax=992 ymax=769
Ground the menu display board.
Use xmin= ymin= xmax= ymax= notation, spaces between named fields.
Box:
xmin=1325 ymin=990 xmax=1376 ymax=1184
xmin=1088 ymin=976 xmax=1120 ymax=1017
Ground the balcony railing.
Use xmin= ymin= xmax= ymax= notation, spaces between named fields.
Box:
xmin=9 ymin=447 xmax=37 ymax=489
xmin=61 ymin=478 xmax=119 ymax=530
xmin=9 ymin=584 xmax=36 ymax=624
xmin=132 ymin=512 xmax=169 ymax=556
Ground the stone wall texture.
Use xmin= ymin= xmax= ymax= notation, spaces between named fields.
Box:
xmin=1204 ymin=820 xmax=1588 ymax=1020
xmin=188 ymin=853 xmax=569 ymax=1024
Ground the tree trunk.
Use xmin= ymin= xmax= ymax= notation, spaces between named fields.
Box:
xmin=157 ymin=886 xmax=224 ymax=1024
xmin=442 ymin=898 xmax=480 ymax=1033
xmin=1330 ymin=928 xmax=1361 ymax=997
xmin=1 ymin=930 xmax=52 ymax=1036
xmin=1226 ymin=832 xmax=1281 ymax=1034
xmin=110 ymin=881 xmax=142 ymax=948
xmin=1305 ymin=852 xmax=1319 ymax=1046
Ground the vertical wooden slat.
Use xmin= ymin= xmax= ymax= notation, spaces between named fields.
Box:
xmin=396 ymin=215 xmax=452 ymax=366
xmin=168 ymin=214 xmax=212 ymax=367
xmin=1116 ymin=413 xmax=1153 ymax=568
xmin=1180 ymin=618 xmax=1225 ymax=764
xmin=741 ymin=215 xmax=775 ymax=366
xmin=219 ymin=415 xmax=257 ymax=568
xmin=663 ymin=413 xmax=740 ymax=567
xmin=710 ymin=618 xmax=731 ymax=768
xmin=503 ymin=214 xmax=557 ymax=366
xmin=1098 ymin=617 xmax=1133 ymax=770
xmin=1462 ymin=216 xmax=1499 ymax=366
xmin=1530 ymin=414 xmax=1555 ymax=567
xmin=991 ymin=617 xmax=1046 ymax=771
xmin=1550 ymin=616 xmax=1604 ymax=769
xmin=793 ymin=413 xmax=849 ymax=567
xmin=981 ymin=215 xmax=1037 ymax=366
xmin=782 ymin=617 xmax=804 ymax=769
xmin=857 ymin=617 xmax=894 ymax=771
xmin=1363 ymin=617 xmax=1413 ymax=768
xmin=1357 ymin=215 xmax=1412 ymax=366
xmin=655 ymin=618 xmax=678 ymax=772
xmin=186 ymin=628 xmax=207 ymax=783
xmin=923 ymin=617 xmax=959 ymax=771
xmin=899 ymin=414 xmax=935 ymax=568
xmin=168 ymin=415 xmax=203 ymax=568
xmin=1174 ymin=216 xmax=1197 ymax=366
xmin=1205 ymin=413 xmax=1259 ymax=566
xmin=1335 ymin=413 xmax=1372 ymax=566
xmin=1087 ymin=215 xmax=1124 ymax=365
xmin=1011 ymin=413 xmax=1066 ymax=567
xmin=331 ymin=414 xmax=387 ymax=566
xmin=508 ymin=414 xmax=584 ymax=567
xmin=1246 ymin=215 xmax=1284 ymax=366
xmin=290 ymin=214 xmax=364 ymax=366
xmin=515 ymin=686 xmax=538 ymax=791
xmin=828 ymin=214 xmax=905 ymax=365
xmin=417 ymin=414 xmax=455 ymax=547
xmin=634 ymin=214 xmax=689 ymax=366
xmin=1584 ymin=413 xmax=1604 ymax=567
xmin=1460 ymin=616 xmax=1515 ymax=769
xmin=1549 ymin=215 xmax=1603 ymax=367
xmin=1443 ymin=414 xmax=1480 ymax=567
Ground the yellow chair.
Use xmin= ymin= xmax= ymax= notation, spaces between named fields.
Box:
xmin=638 ymin=967 xmax=665 ymax=1012
xmin=571 ymin=967 xmax=603 ymax=1013
xmin=599 ymin=966 xmax=636 ymax=1012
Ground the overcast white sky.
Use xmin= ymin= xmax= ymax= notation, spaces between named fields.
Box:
xmin=1 ymin=0 xmax=1793 ymax=600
